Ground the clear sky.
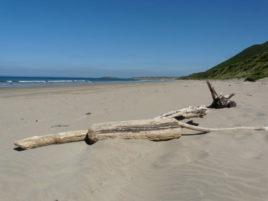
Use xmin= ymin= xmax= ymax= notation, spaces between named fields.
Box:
xmin=0 ymin=0 xmax=267 ymax=77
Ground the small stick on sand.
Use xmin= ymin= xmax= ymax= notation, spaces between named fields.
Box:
xmin=178 ymin=121 xmax=268 ymax=133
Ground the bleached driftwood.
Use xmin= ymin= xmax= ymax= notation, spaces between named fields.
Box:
xmin=87 ymin=121 xmax=268 ymax=143
xmin=15 ymin=105 xmax=205 ymax=150
xmin=154 ymin=105 xmax=207 ymax=120
xmin=86 ymin=118 xmax=182 ymax=144
xmin=13 ymin=104 xmax=268 ymax=150
xmin=207 ymin=80 xmax=236 ymax=108
xmin=14 ymin=130 xmax=88 ymax=150
xmin=178 ymin=121 xmax=268 ymax=133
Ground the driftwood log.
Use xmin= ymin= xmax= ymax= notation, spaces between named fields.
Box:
xmin=87 ymin=121 xmax=268 ymax=144
xmin=207 ymin=80 xmax=236 ymax=108
xmin=14 ymin=130 xmax=88 ymax=150
xmin=14 ymin=106 xmax=207 ymax=150
xmin=13 ymin=104 xmax=268 ymax=150
xmin=86 ymin=118 xmax=182 ymax=144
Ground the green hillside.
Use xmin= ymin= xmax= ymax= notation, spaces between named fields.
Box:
xmin=181 ymin=41 xmax=268 ymax=81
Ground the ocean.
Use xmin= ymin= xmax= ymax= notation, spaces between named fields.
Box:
xmin=0 ymin=76 xmax=143 ymax=88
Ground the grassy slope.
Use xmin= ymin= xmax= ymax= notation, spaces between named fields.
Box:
xmin=181 ymin=41 xmax=268 ymax=80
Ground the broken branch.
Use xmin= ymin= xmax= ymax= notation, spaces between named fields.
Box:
xmin=206 ymin=80 xmax=236 ymax=108
xmin=14 ymin=130 xmax=88 ymax=150
xmin=178 ymin=121 xmax=268 ymax=133
xmin=154 ymin=105 xmax=207 ymax=120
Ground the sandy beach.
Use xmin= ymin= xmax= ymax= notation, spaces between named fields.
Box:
xmin=0 ymin=80 xmax=268 ymax=201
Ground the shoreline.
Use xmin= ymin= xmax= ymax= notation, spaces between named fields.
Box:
xmin=0 ymin=75 xmax=168 ymax=88
xmin=1 ymin=77 xmax=267 ymax=90
xmin=0 ymin=81 xmax=170 ymax=98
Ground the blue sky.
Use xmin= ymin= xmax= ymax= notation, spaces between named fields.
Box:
xmin=0 ymin=0 xmax=267 ymax=77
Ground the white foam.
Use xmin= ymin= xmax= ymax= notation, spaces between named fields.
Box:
xmin=47 ymin=80 xmax=73 ymax=83
xmin=18 ymin=80 xmax=46 ymax=83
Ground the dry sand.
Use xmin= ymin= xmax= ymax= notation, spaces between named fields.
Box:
xmin=0 ymin=80 xmax=268 ymax=201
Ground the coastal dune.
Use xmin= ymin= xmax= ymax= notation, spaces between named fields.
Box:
xmin=0 ymin=80 xmax=268 ymax=201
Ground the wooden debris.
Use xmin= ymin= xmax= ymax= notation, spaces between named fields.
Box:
xmin=15 ymin=105 xmax=205 ymax=150
xmin=87 ymin=120 xmax=268 ymax=144
xmin=13 ymin=99 xmax=268 ymax=150
xmin=14 ymin=130 xmax=88 ymax=150
xmin=206 ymin=80 xmax=236 ymax=108
xmin=154 ymin=105 xmax=207 ymax=120
xmin=178 ymin=121 xmax=268 ymax=133
xmin=86 ymin=118 xmax=182 ymax=144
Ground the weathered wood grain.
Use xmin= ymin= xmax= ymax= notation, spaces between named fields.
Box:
xmin=154 ymin=105 xmax=207 ymax=120
xmin=87 ymin=118 xmax=182 ymax=144
xmin=14 ymin=130 xmax=88 ymax=150
xmin=178 ymin=121 xmax=268 ymax=133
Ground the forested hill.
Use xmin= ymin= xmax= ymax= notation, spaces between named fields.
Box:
xmin=181 ymin=41 xmax=268 ymax=81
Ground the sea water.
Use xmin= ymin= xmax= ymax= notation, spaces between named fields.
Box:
xmin=0 ymin=76 xmax=143 ymax=88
